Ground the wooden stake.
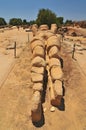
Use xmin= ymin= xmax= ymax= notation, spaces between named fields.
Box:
xmin=72 ymin=43 xmax=76 ymax=59
xmin=28 ymin=33 xmax=29 ymax=43
xmin=14 ymin=42 xmax=16 ymax=58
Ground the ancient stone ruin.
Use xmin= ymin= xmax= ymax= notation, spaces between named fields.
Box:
xmin=30 ymin=24 xmax=64 ymax=123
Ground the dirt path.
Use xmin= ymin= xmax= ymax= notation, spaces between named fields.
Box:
xmin=0 ymin=53 xmax=13 ymax=86
xmin=0 ymin=39 xmax=86 ymax=130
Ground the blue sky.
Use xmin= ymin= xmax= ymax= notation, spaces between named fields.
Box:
xmin=0 ymin=0 xmax=86 ymax=22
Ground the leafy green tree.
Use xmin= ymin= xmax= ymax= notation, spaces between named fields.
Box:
xmin=28 ymin=20 xmax=36 ymax=25
xmin=9 ymin=18 xmax=22 ymax=26
xmin=22 ymin=19 xmax=27 ymax=25
xmin=0 ymin=17 xmax=7 ymax=26
xmin=36 ymin=9 xmax=57 ymax=28
xmin=65 ymin=20 xmax=73 ymax=26
xmin=56 ymin=17 xmax=64 ymax=26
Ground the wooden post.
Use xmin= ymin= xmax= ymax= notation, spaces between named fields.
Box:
xmin=14 ymin=42 xmax=16 ymax=58
xmin=72 ymin=43 xmax=76 ymax=59
xmin=28 ymin=33 xmax=29 ymax=43
xmin=62 ymin=33 xmax=64 ymax=42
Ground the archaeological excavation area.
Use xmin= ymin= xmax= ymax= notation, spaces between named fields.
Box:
xmin=0 ymin=24 xmax=86 ymax=130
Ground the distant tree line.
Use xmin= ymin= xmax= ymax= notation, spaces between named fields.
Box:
xmin=0 ymin=17 xmax=7 ymax=26
xmin=0 ymin=9 xmax=86 ymax=28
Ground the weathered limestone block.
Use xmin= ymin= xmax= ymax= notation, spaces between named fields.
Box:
xmin=31 ymin=91 xmax=42 ymax=122
xmin=47 ymin=35 xmax=61 ymax=53
xmin=50 ymin=66 xmax=63 ymax=81
xmin=32 ymin=46 xmax=45 ymax=58
xmin=31 ymin=24 xmax=38 ymax=36
xmin=53 ymin=80 xmax=63 ymax=96
xmin=39 ymin=24 xmax=49 ymax=31
xmin=36 ymin=30 xmax=54 ymax=41
xmin=56 ymin=34 xmax=63 ymax=42
xmin=51 ymin=24 xmax=57 ymax=34
xmin=32 ymin=83 xmax=43 ymax=92
xmin=48 ymin=46 xmax=59 ymax=58
xmin=31 ymin=72 xmax=43 ymax=83
xmin=30 ymin=38 xmax=45 ymax=51
xmin=44 ymin=31 xmax=54 ymax=39
xmin=36 ymin=31 xmax=46 ymax=40
xmin=31 ymin=66 xmax=44 ymax=74
xmin=31 ymin=91 xmax=41 ymax=111
xmin=31 ymin=56 xmax=46 ymax=67
xmin=49 ymin=58 xmax=61 ymax=69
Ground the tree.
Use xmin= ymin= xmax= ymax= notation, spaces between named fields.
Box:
xmin=22 ymin=19 xmax=27 ymax=25
xmin=0 ymin=17 xmax=7 ymax=26
xmin=9 ymin=18 xmax=22 ymax=26
xmin=65 ymin=20 xmax=73 ymax=26
xmin=56 ymin=17 xmax=64 ymax=26
xmin=36 ymin=9 xmax=57 ymax=28
xmin=28 ymin=20 xmax=36 ymax=25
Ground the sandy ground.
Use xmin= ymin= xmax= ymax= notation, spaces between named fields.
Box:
xmin=0 ymin=28 xmax=86 ymax=130
xmin=0 ymin=27 xmax=33 ymax=87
